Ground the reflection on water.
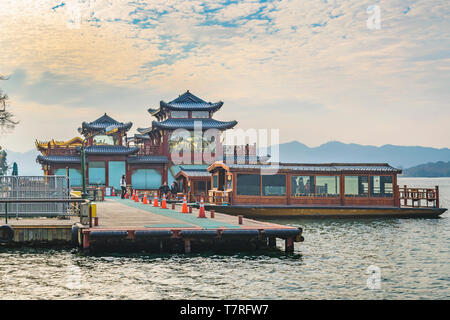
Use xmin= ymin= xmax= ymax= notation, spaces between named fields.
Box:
xmin=0 ymin=178 xmax=449 ymax=299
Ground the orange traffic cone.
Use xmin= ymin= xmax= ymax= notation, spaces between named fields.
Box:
xmin=112 ymin=188 xmax=115 ymax=197
xmin=153 ymin=192 xmax=159 ymax=207
xmin=161 ymin=193 xmax=168 ymax=209
xmin=198 ymin=197 xmax=206 ymax=218
xmin=134 ymin=191 xmax=139 ymax=202
xmin=131 ymin=190 xmax=135 ymax=201
xmin=181 ymin=195 xmax=188 ymax=213
xmin=142 ymin=193 xmax=148 ymax=204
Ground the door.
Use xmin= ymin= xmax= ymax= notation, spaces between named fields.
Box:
xmin=88 ymin=161 xmax=106 ymax=185
xmin=131 ymin=169 xmax=162 ymax=189
xmin=54 ymin=168 xmax=82 ymax=187
xmin=108 ymin=161 xmax=126 ymax=189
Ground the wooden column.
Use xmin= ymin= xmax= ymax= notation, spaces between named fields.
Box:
xmin=436 ymin=186 xmax=440 ymax=208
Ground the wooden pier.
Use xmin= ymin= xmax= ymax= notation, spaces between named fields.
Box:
xmin=74 ymin=197 xmax=303 ymax=254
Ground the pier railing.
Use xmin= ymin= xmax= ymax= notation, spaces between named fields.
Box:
xmin=399 ymin=185 xmax=440 ymax=208
xmin=0 ymin=198 xmax=89 ymax=224
xmin=0 ymin=176 xmax=71 ymax=217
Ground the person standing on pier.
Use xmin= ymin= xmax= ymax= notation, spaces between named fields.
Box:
xmin=159 ymin=182 xmax=170 ymax=198
xmin=120 ymin=175 xmax=127 ymax=199
xmin=170 ymin=181 xmax=178 ymax=195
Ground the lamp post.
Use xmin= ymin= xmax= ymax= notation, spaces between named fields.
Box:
xmin=79 ymin=125 xmax=119 ymax=199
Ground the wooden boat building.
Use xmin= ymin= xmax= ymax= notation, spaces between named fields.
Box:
xmin=35 ymin=90 xmax=447 ymax=217
xmin=205 ymin=162 xmax=446 ymax=217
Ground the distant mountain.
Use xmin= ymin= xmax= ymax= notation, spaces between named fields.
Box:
xmin=3 ymin=149 xmax=41 ymax=176
xmin=267 ymin=141 xmax=450 ymax=169
xmin=403 ymin=161 xmax=450 ymax=177
xmin=3 ymin=140 xmax=450 ymax=177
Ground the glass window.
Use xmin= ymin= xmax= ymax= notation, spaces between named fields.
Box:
xmin=88 ymin=161 xmax=106 ymax=185
xmin=316 ymin=176 xmax=340 ymax=197
xmin=226 ymin=175 xmax=233 ymax=190
xmin=191 ymin=111 xmax=209 ymax=118
xmin=170 ymin=111 xmax=188 ymax=118
xmin=196 ymin=181 xmax=206 ymax=194
xmin=370 ymin=176 xmax=393 ymax=197
xmin=291 ymin=176 xmax=315 ymax=196
xmin=237 ymin=174 xmax=260 ymax=196
xmin=345 ymin=176 xmax=369 ymax=197
xmin=262 ymin=175 xmax=286 ymax=196
xmin=213 ymin=175 xmax=218 ymax=189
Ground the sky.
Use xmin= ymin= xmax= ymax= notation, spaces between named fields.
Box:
xmin=0 ymin=0 xmax=449 ymax=152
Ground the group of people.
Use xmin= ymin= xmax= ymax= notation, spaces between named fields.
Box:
xmin=120 ymin=174 xmax=179 ymax=199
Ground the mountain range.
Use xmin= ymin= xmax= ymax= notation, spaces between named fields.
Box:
xmin=2 ymin=141 xmax=450 ymax=176
xmin=267 ymin=141 xmax=450 ymax=171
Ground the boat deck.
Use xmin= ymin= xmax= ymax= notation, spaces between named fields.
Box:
xmin=203 ymin=204 xmax=447 ymax=218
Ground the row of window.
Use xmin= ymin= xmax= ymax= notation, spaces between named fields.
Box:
xmin=170 ymin=111 xmax=210 ymax=118
xmin=236 ymin=174 xmax=394 ymax=197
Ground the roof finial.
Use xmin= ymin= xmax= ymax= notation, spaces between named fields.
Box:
xmin=187 ymin=89 xmax=190 ymax=93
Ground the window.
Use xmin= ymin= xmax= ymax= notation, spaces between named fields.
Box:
xmin=88 ymin=161 xmax=106 ymax=185
xmin=226 ymin=175 xmax=233 ymax=190
xmin=236 ymin=174 xmax=260 ymax=196
xmin=291 ymin=176 xmax=315 ymax=196
xmin=345 ymin=176 xmax=369 ymax=197
xmin=316 ymin=176 xmax=340 ymax=197
xmin=370 ymin=176 xmax=393 ymax=197
xmin=170 ymin=111 xmax=188 ymax=118
xmin=213 ymin=175 xmax=218 ymax=189
xmin=196 ymin=181 xmax=206 ymax=194
xmin=262 ymin=175 xmax=286 ymax=196
xmin=93 ymin=135 xmax=115 ymax=146
xmin=191 ymin=111 xmax=209 ymax=118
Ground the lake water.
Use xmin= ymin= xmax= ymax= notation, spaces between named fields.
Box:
xmin=0 ymin=178 xmax=449 ymax=300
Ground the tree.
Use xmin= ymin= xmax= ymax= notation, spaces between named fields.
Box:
xmin=0 ymin=149 xmax=8 ymax=176
xmin=0 ymin=74 xmax=18 ymax=130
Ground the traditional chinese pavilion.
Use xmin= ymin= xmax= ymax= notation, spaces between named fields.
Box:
xmin=36 ymin=91 xmax=243 ymax=193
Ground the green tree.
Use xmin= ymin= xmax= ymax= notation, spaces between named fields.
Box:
xmin=0 ymin=149 xmax=9 ymax=176
xmin=0 ymin=74 xmax=18 ymax=130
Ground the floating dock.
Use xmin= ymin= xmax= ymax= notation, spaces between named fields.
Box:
xmin=75 ymin=197 xmax=303 ymax=253
xmin=4 ymin=218 xmax=77 ymax=246
xmin=1 ymin=197 xmax=303 ymax=254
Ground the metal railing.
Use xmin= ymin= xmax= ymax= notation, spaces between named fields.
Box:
xmin=399 ymin=185 xmax=440 ymax=208
xmin=0 ymin=198 xmax=88 ymax=224
xmin=0 ymin=176 xmax=71 ymax=217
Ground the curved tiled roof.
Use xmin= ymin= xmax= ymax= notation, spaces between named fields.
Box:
xmin=149 ymin=91 xmax=224 ymax=114
xmin=80 ymin=113 xmax=132 ymax=134
xmin=133 ymin=133 xmax=151 ymax=140
xmin=127 ymin=155 xmax=168 ymax=164
xmin=37 ymin=155 xmax=81 ymax=164
xmin=82 ymin=145 xmax=139 ymax=155
xmin=152 ymin=118 xmax=237 ymax=130
xmin=208 ymin=162 xmax=402 ymax=173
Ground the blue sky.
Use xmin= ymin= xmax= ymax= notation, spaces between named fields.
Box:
xmin=0 ymin=0 xmax=449 ymax=152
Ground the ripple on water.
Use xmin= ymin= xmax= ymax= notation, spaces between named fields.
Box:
xmin=0 ymin=178 xmax=449 ymax=299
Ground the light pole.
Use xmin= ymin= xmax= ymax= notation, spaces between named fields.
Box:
xmin=79 ymin=125 xmax=119 ymax=200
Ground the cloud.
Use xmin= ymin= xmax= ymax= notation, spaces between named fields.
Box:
xmin=0 ymin=0 xmax=449 ymax=151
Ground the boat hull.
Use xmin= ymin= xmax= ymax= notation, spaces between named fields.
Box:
xmin=203 ymin=205 xmax=447 ymax=218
